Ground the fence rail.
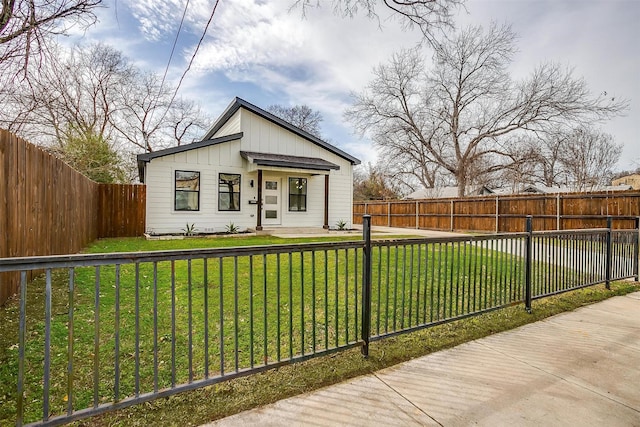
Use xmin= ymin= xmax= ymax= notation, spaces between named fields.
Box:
xmin=0 ymin=216 xmax=638 ymax=426
xmin=354 ymin=191 xmax=640 ymax=232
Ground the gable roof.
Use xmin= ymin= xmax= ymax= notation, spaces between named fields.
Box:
xmin=201 ymin=97 xmax=360 ymax=165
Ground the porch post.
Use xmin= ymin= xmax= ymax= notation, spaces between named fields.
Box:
xmin=256 ymin=169 xmax=263 ymax=231
xmin=323 ymin=174 xmax=329 ymax=229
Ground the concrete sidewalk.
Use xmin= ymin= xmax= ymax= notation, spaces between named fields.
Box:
xmin=205 ymin=292 xmax=640 ymax=426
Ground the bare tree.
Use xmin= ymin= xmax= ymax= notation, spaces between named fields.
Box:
xmin=558 ymin=126 xmax=622 ymax=191
xmin=0 ymin=43 xmax=210 ymax=180
xmin=293 ymin=0 xmax=465 ymax=47
xmin=522 ymin=126 xmax=622 ymax=190
xmin=0 ymin=0 xmax=101 ymax=73
xmin=353 ymin=162 xmax=402 ymax=200
xmin=530 ymin=132 xmax=568 ymax=188
xmin=347 ymin=23 xmax=628 ymax=196
xmin=111 ymin=71 xmax=209 ymax=153
xmin=0 ymin=43 xmax=132 ymax=145
xmin=267 ymin=104 xmax=323 ymax=138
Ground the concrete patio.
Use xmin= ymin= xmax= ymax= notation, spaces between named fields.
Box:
xmin=204 ymin=291 xmax=640 ymax=426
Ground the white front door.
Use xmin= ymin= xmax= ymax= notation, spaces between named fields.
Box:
xmin=263 ymin=178 xmax=281 ymax=225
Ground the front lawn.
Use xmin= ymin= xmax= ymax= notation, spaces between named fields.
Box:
xmin=0 ymin=234 xmax=637 ymax=426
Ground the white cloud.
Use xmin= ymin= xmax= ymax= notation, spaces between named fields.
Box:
xmin=77 ymin=0 xmax=639 ymax=169
xmin=185 ymin=1 xmax=424 ymax=138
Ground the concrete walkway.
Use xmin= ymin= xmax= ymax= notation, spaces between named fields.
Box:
xmin=361 ymin=225 xmax=467 ymax=239
xmin=268 ymin=225 xmax=467 ymax=239
xmin=205 ymin=292 xmax=640 ymax=426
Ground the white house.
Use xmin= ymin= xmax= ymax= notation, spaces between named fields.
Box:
xmin=137 ymin=97 xmax=360 ymax=234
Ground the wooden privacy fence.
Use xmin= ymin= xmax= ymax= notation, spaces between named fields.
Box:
xmin=0 ymin=130 xmax=146 ymax=304
xmin=354 ymin=191 xmax=640 ymax=232
xmin=98 ymin=184 xmax=146 ymax=238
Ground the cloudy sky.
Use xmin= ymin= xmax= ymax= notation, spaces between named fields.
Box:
xmin=71 ymin=0 xmax=639 ymax=170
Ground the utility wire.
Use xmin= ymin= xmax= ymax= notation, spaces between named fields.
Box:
xmin=154 ymin=0 xmax=221 ymax=130
xmin=147 ymin=0 xmax=191 ymax=131
xmin=157 ymin=0 xmax=190 ymax=106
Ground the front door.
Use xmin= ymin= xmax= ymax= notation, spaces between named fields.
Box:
xmin=263 ymin=178 xmax=281 ymax=225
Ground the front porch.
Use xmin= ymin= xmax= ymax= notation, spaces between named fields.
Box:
xmin=253 ymin=226 xmax=361 ymax=238
xmin=254 ymin=226 xmax=330 ymax=237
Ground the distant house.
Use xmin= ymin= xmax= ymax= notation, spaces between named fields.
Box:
xmin=612 ymin=174 xmax=640 ymax=190
xmin=405 ymin=186 xmax=494 ymax=200
xmin=405 ymin=184 xmax=633 ymax=200
xmin=519 ymin=184 xmax=633 ymax=194
xmin=137 ymin=97 xmax=360 ymax=234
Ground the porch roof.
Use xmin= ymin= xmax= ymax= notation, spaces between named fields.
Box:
xmin=240 ymin=151 xmax=340 ymax=172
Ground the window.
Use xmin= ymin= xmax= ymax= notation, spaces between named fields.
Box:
xmin=175 ymin=170 xmax=200 ymax=211
xmin=218 ymin=173 xmax=241 ymax=211
xmin=289 ymin=177 xmax=307 ymax=211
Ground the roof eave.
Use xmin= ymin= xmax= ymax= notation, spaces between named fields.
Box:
xmin=253 ymin=159 xmax=340 ymax=171
xmin=137 ymin=132 xmax=244 ymax=163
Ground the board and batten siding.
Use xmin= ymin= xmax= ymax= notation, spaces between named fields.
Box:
xmin=144 ymin=108 xmax=354 ymax=234
xmin=212 ymin=110 xmax=241 ymax=138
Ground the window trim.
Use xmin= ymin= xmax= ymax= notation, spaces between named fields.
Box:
xmin=174 ymin=170 xmax=201 ymax=212
xmin=288 ymin=177 xmax=307 ymax=212
xmin=218 ymin=172 xmax=241 ymax=212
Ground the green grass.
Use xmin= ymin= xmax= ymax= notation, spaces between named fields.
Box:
xmin=0 ymin=234 xmax=637 ymax=426
xmin=82 ymin=281 xmax=638 ymax=427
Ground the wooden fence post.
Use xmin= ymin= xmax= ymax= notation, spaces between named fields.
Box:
xmin=495 ymin=196 xmax=499 ymax=233
xmin=556 ymin=193 xmax=561 ymax=230
xmin=450 ymin=200 xmax=454 ymax=231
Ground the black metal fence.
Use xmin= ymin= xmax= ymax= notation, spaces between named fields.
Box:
xmin=0 ymin=216 xmax=638 ymax=426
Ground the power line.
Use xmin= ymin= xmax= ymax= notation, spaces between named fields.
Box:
xmin=157 ymin=0 xmax=191 ymax=102
xmin=155 ymin=0 xmax=221 ymax=131
xmin=147 ymin=0 xmax=191 ymax=132
xmin=169 ymin=0 xmax=221 ymax=107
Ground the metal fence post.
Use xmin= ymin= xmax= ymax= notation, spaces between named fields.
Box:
xmin=525 ymin=216 xmax=533 ymax=313
xmin=634 ymin=217 xmax=639 ymax=282
xmin=606 ymin=216 xmax=613 ymax=290
xmin=361 ymin=215 xmax=372 ymax=357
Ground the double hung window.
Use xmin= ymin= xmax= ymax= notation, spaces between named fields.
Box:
xmin=288 ymin=177 xmax=307 ymax=211
xmin=219 ymin=173 xmax=241 ymax=211
xmin=175 ymin=170 xmax=200 ymax=211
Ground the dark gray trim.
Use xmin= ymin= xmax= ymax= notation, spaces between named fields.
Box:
xmin=138 ymin=132 xmax=243 ymax=162
xmin=201 ymin=97 xmax=360 ymax=165
xmin=136 ymin=133 xmax=243 ymax=182
xmin=240 ymin=151 xmax=340 ymax=171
